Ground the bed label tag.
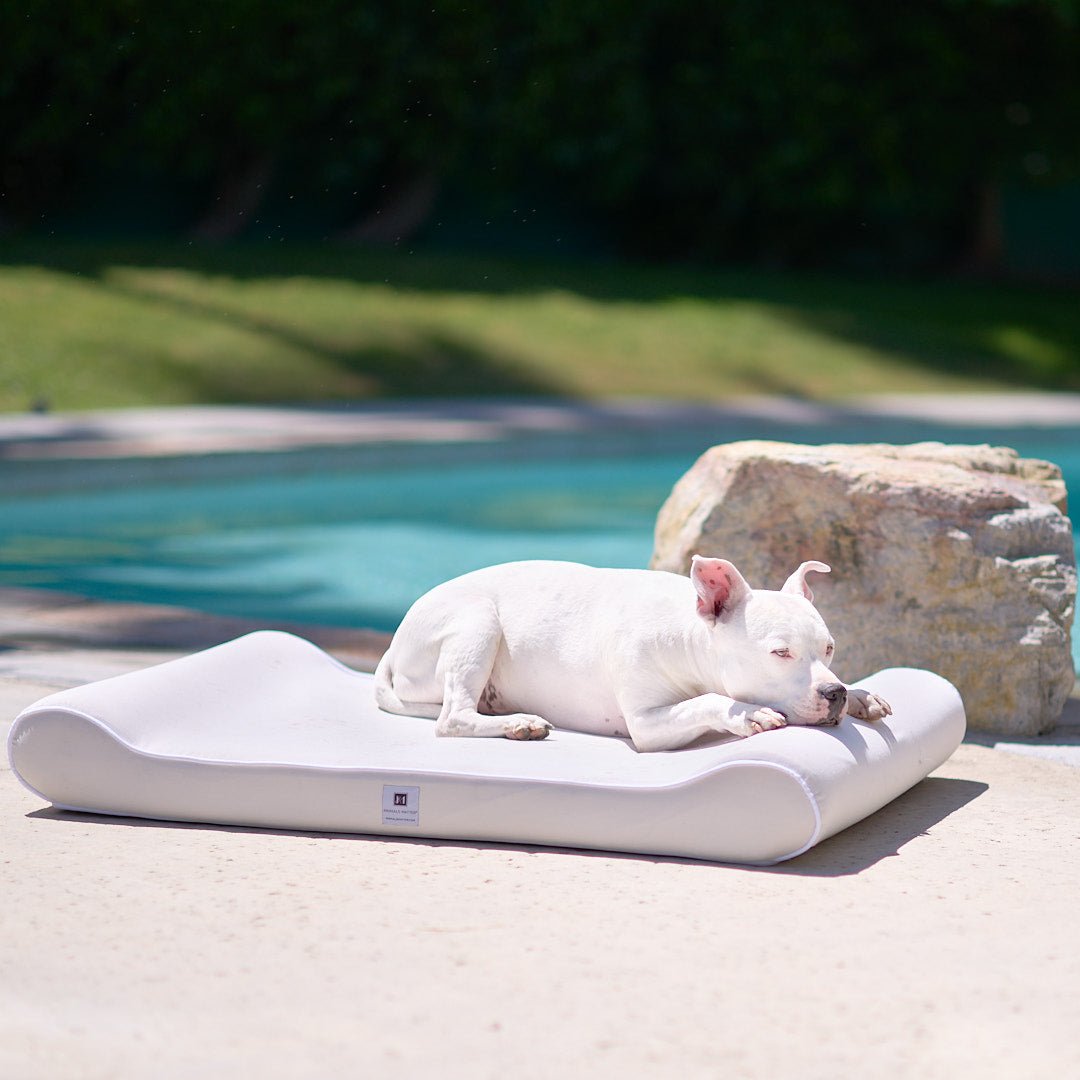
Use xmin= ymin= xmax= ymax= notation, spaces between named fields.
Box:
xmin=382 ymin=785 xmax=420 ymax=826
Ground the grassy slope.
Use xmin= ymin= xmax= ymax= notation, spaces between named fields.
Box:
xmin=0 ymin=243 xmax=1077 ymax=411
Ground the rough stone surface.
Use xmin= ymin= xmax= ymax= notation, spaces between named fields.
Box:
xmin=651 ymin=441 xmax=1077 ymax=735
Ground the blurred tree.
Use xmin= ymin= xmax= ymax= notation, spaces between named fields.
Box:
xmin=486 ymin=0 xmax=1080 ymax=269
xmin=0 ymin=1 xmax=130 ymax=228
xmin=126 ymin=1 xmax=499 ymax=240
xmin=1 ymin=0 xmax=1077 ymax=268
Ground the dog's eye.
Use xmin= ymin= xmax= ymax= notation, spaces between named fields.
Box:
xmin=771 ymin=648 xmax=793 ymax=659
xmin=825 ymin=644 xmax=835 ymax=657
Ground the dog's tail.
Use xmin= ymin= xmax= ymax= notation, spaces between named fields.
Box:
xmin=373 ymin=650 xmax=400 ymax=712
xmin=373 ymin=649 xmax=442 ymax=719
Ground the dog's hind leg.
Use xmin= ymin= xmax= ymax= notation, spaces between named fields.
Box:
xmin=434 ymin=603 xmax=552 ymax=741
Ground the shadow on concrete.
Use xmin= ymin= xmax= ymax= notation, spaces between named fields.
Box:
xmin=25 ymin=774 xmax=987 ymax=878
xmin=0 ymin=586 xmax=389 ymax=672
xmin=756 ymin=776 xmax=988 ymax=877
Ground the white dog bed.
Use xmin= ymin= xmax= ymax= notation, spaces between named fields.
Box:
xmin=7 ymin=631 xmax=965 ymax=865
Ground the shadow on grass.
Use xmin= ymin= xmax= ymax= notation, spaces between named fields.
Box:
xmin=3 ymin=240 xmax=1078 ymax=394
xmin=110 ymin=289 xmax=567 ymax=402
xmin=138 ymin=325 xmax=565 ymax=402
xmin=1 ymin=242 xmax=570 ymax=403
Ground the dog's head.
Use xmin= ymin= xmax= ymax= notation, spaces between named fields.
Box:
xmin=691 ymin=555 xmax=846 ymax=726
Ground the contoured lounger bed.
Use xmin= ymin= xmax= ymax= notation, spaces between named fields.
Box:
xmin=7 ymin=631 xmax=965 ymax=865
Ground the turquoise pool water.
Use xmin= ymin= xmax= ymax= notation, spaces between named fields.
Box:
xmin=1 ymin=427 xmax=1077 ymax=663
xmin=0 ymin=452 xmax=688 ymax=631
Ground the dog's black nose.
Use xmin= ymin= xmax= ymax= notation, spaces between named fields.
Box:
xmin=818 ymin=682 xmax=847 ymax=703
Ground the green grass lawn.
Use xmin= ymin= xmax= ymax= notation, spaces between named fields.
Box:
xmin=1 ymin=242 xmax=1078 ymax=411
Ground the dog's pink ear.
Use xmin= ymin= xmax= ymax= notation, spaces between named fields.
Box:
xmin=691 ymin=556 xmax=752 ymax=623
xmin=781 ymin=561 xmax=831 ymax=603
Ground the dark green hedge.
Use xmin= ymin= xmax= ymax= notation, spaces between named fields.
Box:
xmin=2 ymin=0 xmax=1077 ymax=268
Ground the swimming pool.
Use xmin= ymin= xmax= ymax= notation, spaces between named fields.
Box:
xmin=0 ymin=451 xmax=686 ymax=630
xmin=1 ymin=422 xmax=1077 ymax=663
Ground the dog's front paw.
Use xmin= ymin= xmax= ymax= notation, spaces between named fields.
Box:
xmin=745 ymin=707 xmax=788 ymax=737
xmin=503 ymin=714 xmax=553 ymax=741
xmin=845 ymin=688 xmax=892 ymax=722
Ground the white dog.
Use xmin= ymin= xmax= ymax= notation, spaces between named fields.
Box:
xmin=374 ymin=557 xmax=891 ymax=752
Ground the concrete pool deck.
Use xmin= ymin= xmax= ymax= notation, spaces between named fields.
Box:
xmin=4 ymin=392 xmax=1080 ymax=460
xmin=3 ymin=395 xmax=1080 ymax=1077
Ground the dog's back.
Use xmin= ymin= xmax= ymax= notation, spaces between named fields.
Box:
xmin=375 ymin=561 xmax=696 ymax=736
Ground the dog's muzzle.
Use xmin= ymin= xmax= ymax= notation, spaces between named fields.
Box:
xmin=817 ymin=682 xmax=848 ymax=725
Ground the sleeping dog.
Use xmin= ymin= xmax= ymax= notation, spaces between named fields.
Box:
xmin=374 ymin=557 xmax=890 ymax=752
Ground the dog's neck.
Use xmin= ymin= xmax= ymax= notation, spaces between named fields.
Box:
xmin=677 ymin=611 xmax=736 ymax=698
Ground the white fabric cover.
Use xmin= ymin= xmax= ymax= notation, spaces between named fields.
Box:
xmin=7 ymin=631 xmax=965 ymax=865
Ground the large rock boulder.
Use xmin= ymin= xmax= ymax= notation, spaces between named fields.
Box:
xmin=651 ymin=441 xmax=1076 ymax=735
